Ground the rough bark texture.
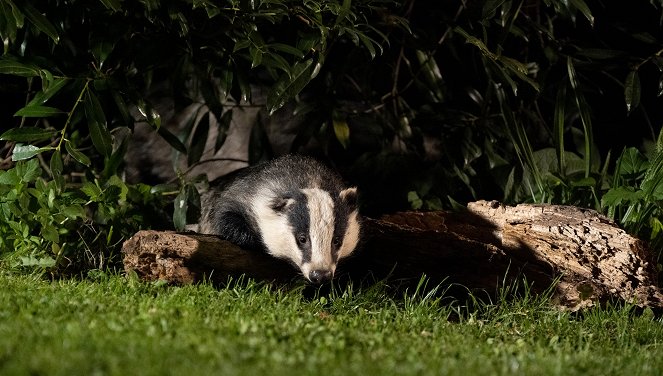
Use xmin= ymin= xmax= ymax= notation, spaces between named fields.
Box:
xmin=122 ymin=200 xmax=663 ymax=310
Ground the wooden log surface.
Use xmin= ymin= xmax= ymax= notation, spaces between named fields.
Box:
xmin=122 ymin=200 xmax=663 ymax=310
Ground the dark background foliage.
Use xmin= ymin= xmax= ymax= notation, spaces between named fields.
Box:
xmin=1 ymin=0 xmax=663 ymax=273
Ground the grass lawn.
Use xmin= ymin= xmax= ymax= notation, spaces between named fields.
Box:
xmin=1 ymin=271 xmax=662 ymax=376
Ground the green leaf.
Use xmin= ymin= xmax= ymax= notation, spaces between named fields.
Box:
xmin=624 ymin=70 xmax=641 ymax=114
xmin=137 ymin=100 xmax=162 ymax=129
xmin=7 ymin=0 xmax=23 ymax=27
xmin=334 ymin=0 xmax=352 ymax=25
xmin=641 ymin=150 xmax=663 ymax=200
xmin=653 ymin=56 xmax=663 ymax=72
xmin=41 ymin=223 xmax=59 ymax=243
xmin=157 ymin=127 xmax=187 ymax=154
xmin=482 ymin=0 xmax=507 ymax=19
xmin=618 ymin=147 xmax=648 ymax=177
xmin=415 ymin=50 xmax=444 ymax=102
xmin=188 ymin=112 xmax=210 ymax=166
xmin=150 ymin=183 xmax=178 ymax=194
xmin=12 ymin=144 xmax=50 ymax=161
xmin=575 ymin=48 xmax=626 ymax=60
xmin=215 ymin=110 xmax=233 ymax=153
xmin=27 ymin=77 xmax=69 ymax=106
xmin=296 ymin=32 xmax=318 ymax=53
xmin=173 ymin=189 xmax=187 ymax=231
xmin=569 ymin=176 xmax=596 ymax=187
xmin=0 ymin=169 xmax=20 ymax=185
xmin=98 ymin=0 xmax=121 ymax=12
xmin=643 ymin=177 xmax=663 ymax=201
xmin=107 ymin=174 xmax=128 ymax=202
xmin=498 ymin=56 xmax=540 ymax=92
xmin=0 ymin=127 xmax=57 ymax=142
xmin=651 ymin=217 xmax=663 ymax=241
xmin=185 ymin=183 xmax=201 ymax=223
xmin=236 ymin=69 xmax=251 ymax=103
xmin=61 ymin=204 xmax=85 ymax=219
xmin=0 ymin=1 xmax=19 ymax=43
xmin=81 ymin=182 xmax=103 ymax=200
xmin=20 ymin=2 xmax=59 ymax=43
xmin=407 ymin=191 xmax=423 ymax=210
xmin=357 ymin=31 xmax=378 ymax=59
xmin=249 ymin=46 xmax=263 ymax=68
xmin=490 ymin=58 xmax=519 ymax=96
xmin=14 ymin=105 xmax=64 ymax=117
xmin=50 ymin=151 xmax=64 ymax=189
xmin=601 ymin=187 xmax=643 ymax=207
xmin=111 ymin=90 xmax=132 ymax=126
xmin=38 ymin=69 xmax=54 ymax=90
xmin=566 ymin=57 xmax=580 ymax=90
xmin=233 ymin=39 xmax=250 ymax=52
xmin=199 ymin=79 xmax=224 ymax=122
xmin=269 ymin=43 xmax=304 ymax=59
xmin=90 ymin=39 xmax=115 ymax=66
xmin=0 ymin=59 xmax=38 ymax=77
xmin=260 ymin=54 xmax=292 ymax=75
xmin=247 ymin=29 xmax=265 ymax=68
xmin=103 ymin=126 xmax=131 ymax=177
xmin=22 ymin=158 xmax=41 ymax=182
xmin=569 ymin=0 xmax=594 ymax=27
xmin=266 ymin=59 xmax=314 ymax=115
xmin=65 ymin=140 xmax=91 ymax=167
xmin=454 ymin=27 xmax=497 ymax=60
xmin=85 ymin=90 xmax=112 ymax=157
xmin=218 ymin=67 xmax=233 ymax=99
xmin=332 ymin=113 xmax=350 ymax=149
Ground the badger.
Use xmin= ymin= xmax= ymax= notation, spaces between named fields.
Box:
xmin=198 ymin=154 xmax=361 ymax=284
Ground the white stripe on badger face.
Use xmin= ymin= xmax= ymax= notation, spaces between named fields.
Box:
xmin=251 ymin=189 xmax=301 ymax=265
xmin=338 ymin=210 xmax=360 ymax=259
xmin=301 ymin=188 xmax=335 ymax=277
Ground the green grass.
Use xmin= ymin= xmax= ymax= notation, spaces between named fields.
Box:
xmin=1 ymin=272 xmax=662 ymax=376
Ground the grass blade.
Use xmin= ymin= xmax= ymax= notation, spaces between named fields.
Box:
xmin=567 ymin=57 xmax=593 ymax=178
xmin=624 ymin=70 xmax=641 ymax=114
xmin=553 ymin=83 xmax=567 ymax=175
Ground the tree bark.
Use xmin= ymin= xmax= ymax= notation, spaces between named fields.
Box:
xmin=122 ymin=200 xmax=663 ymax=310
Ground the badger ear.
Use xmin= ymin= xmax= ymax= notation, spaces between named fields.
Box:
xmin=339 ymin=187 xmax=358 ymax=209
xmin=270 ymin=196 xmax=295 ymax=212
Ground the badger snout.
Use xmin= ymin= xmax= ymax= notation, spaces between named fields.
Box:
xmin=308 ymin=269 xmax=333 ymax=284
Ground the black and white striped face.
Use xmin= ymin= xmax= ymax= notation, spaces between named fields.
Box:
xmin=252 ymin=187 xmax=360 ymax=283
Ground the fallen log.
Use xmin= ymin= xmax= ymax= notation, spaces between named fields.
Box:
xmin=121 ymin=200 xmax=663 ymax=310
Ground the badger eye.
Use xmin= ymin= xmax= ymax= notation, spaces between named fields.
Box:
xmin=332 ymin=236 xmax=341 ymax=247
xmin=297 ymin=234 xmax=308 ymax=245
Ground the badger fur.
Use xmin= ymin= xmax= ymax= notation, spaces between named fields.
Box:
xmin=199 ymin=154 xmax=361 ymax=284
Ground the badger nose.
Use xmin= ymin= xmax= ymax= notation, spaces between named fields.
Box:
xmin=308 ymin=269 xmax=333 ymax=284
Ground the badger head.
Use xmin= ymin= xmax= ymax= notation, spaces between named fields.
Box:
xmin=253 ymin=187 xmax=360 ymax=284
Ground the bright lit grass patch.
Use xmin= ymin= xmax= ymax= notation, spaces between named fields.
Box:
xmin=1 ymin=271 xmax=662 ymax=375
